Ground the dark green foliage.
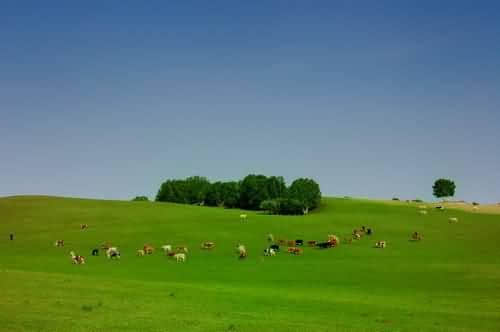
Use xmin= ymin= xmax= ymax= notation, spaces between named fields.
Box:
xmin=205 ymin=181 xmax=240 ymax=208
xmin=219 ymin=181 xmax=240 ymax=208
xmin=266 ymin=176 xmax=287 ymax=199
xmin=392 ymin=197 xmax=399 ymax=201
xmin=260 ymin=198 xmax=305 ymax=215
xmin=184 ymin=176 xmax=211 ymax=204
xmin=205 ymin=182 xmax=224 ymax=207
xmin=432 ymin=179 xmax=456 ymax=199
xmin=288 ymin=178 xmax=321 ymax=212
xmin=260 ymin=199 xmax=280 ymax=214
xmin=472 ymin=202 xmax=480 ymax=206
xmin=156 ymin=175 xmax=321 ymax=215
xmin=239 ymin=174 xmax=271 ymax=210
xmin=132 ymin=196 xmax=149 ymax=202
xmin=412 ymin=199 xmax=423 ymax=203
xmin=276 ymin=198 xmax=304 ymax=215
xmin=156 ymin=177 xmax=210 ymax=205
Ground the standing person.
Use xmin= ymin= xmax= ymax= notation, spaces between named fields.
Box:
xmin=9 ymin=233 xmax=14 ymax=240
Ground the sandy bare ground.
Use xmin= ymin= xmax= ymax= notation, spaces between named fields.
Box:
xmin=379 ymin=199 xmax=500 ymax=215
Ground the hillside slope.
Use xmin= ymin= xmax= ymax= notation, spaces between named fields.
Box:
xmin=1 ymin=196 xmax=499 ymax=332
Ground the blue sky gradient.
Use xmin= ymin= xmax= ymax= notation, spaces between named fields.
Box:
xmin=1 ymin=1 xmax=499 ymax=202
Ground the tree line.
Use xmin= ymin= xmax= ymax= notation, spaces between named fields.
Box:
xmin=155 ymin=175 xmax=321 ymax=215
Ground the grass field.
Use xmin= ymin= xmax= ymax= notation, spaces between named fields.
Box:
xmin=1 ymin=196 xmax=499 ymax=332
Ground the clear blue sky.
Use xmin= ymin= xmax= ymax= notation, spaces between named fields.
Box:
xmin=1 ymin=1 xmax=499 ymax=203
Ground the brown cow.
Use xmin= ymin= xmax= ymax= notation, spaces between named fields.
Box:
xmin=143 ymin=244 xmax=155 ymax=255
xmin=287 ymin=247 xmax=303 ymax=255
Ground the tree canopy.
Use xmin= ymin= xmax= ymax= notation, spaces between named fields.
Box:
xmin=156 ymin=175 xmax=321 ymax=215
xmin=433 ymin=178 xmax=456 ymax=199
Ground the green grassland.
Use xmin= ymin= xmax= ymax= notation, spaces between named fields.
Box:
xmin=0 ymin=196 xmax=499 ymax=332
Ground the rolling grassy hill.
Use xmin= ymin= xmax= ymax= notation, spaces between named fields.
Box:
xmin=1 ymin=196 xmax=499 ymax=332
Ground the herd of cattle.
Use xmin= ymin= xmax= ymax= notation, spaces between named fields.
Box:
xmin=45 ymin=207 xmax=460 ymax=265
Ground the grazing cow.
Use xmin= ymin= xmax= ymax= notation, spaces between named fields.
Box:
xmin=449 ymin=217 xmax=458 ymax=223
xmin=106 ymin=247 xmax=120 ymax=259
xmin=267 ymin=234 xmax=274 ymax=243
xmin=327 ymin=235 xmax=339 ymax=247
xmin=91 ymin=248 xmax=99 ymax=256
xmin=101 ymin=242 xmax=112 ymax=251
xmin=201 ymin=241 xmax=216 ymax=249
xmin=278 ymin=239 xmax=286 ymax=245
xmin=240 ymin=214 xmax=247 ymax=221
xmin=375 ymin=241 xmax=386 ymax=248
xmin=295 ymin=239 xmax=304 ymax=246
xmin=263 ymin=248 xmax=276 ymax=256
xmin=353 ymin=233 xmax=361 ymax=240
xmin=435 ymin=205 xmax=445 ymax=210
xmin=54 ymin=240 xmax=64 ymax=247
xmin=166 ymin=251 xmax=176 ymax=257
xmin=287 ymin=240 xmax=295 ymax=247
xmin=366 ymin=228 xmax=373 ymax=235
xmin=353 ymin=229 xmax=363 ymax=237
xmin=419 ymin=210 xmax=428 ymax=215
xmin=307 ymin=240 xmax=317 ymax=247
xmin=287 ymin=247 xmax=303 ymax=255
xmin=236 ymin=244 xmax=247 ymax=259
xmin=80 ymin=224 xmax=88 ymax=230
xmin=137 ymin=249 xmax=145 ymax=256
xmin=176 ymin=246 xmax=189 ymax=254
xmin=174 ymin=253 xmax=186 ymax=262
xmin=69 ymin=251 xmax=85 ymax=264
xmin=143 ymin=244 xmax=154 ymax=255
xmin=317 ymin=242 xmax=331 ymax=249
xmin=411 ymin=232 xmax=422 ymax=241
xmin=161 ymin=245 xmax=172 ymax=253
xmin=269 ymin=244 xmax=280 ymax=252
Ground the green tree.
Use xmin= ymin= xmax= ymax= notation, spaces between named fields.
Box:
xmin=184 ymin=176 xmax=211 ymax=204
xmin=288 ymin=178 xmax=321 ymax=214
xmin=266 ymin=176 xmax=287 ymax=199
xmin=205 ymin=181 xmax=224 ymax=207
xmin=132 ymin=196 xmax=149 ymax=201
xmin=239 ymin=174 xmax=270 ymax=210
xmin=433 ymin=178 xmax=456 ymax=200
xmin=260 ymin=199 xmax=280 ymax=214
xmin=220 ymin=181 xmax=240 ymax=208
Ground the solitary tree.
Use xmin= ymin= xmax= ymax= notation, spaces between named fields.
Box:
xmin=432 ymin=178 xmax=456 ymax=200
xmin=288 ymin=178 xmax=321 ymax=214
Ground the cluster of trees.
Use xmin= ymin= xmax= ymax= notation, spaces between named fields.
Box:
xmin=132 ymin=196 xmax=149 ymax=202
xmin=156 ymin=175 xmax=321 ymax=215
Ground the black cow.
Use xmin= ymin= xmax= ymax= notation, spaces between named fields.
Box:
xmin=295 ymin=239 xmax=304 ymax=246
xmin=92 ymin=248 xmax=99 ymax=256
xmin=317 ymin=242 xmax=331 ymax=249
xmin=9 ymin=233 xmax=14 ymax=241
xmin=269 ymin=244 xmax=280 ymax=252
xmin=366 ymin=228 xmax=372 ymax=235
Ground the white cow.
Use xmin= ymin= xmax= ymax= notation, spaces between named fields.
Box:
xmin=419 ymin=210 xmax=428 ymax=215
xmin=174 ymin=253 xmax=186 ymax=262
xmin=264 ymin=248 xmax=276 ymax=256
xmin=375 ymin=241 xmax=386 ymax=249
xmin=161 ymin=245 xmax=172 ymax=254
xmin=106 ymin=247 xmax=120 ymax=259
xmin=449 ymin=217 xmax=458 ymax=223
xmin=240 ymin=214 xmax=247 ymax=221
